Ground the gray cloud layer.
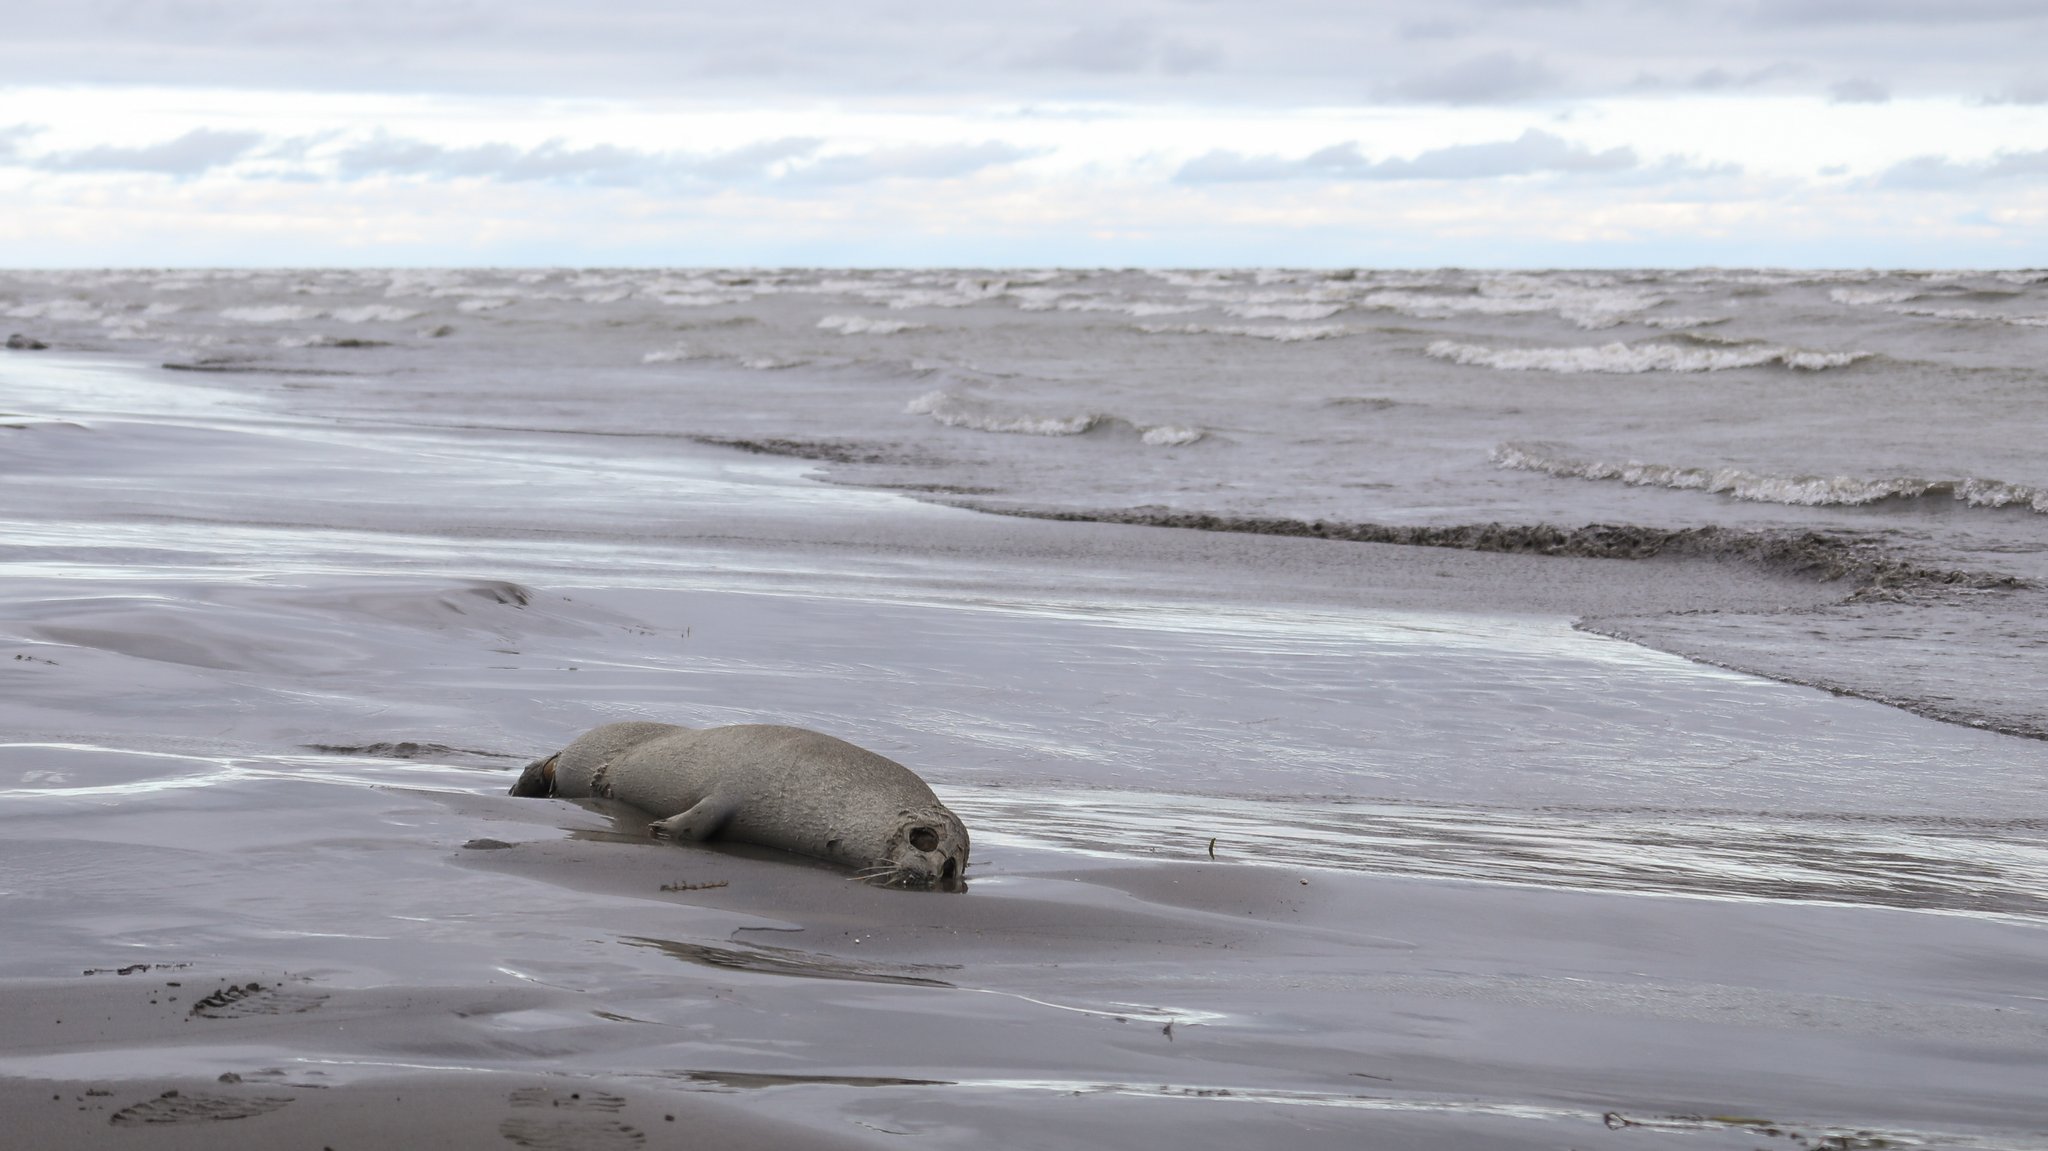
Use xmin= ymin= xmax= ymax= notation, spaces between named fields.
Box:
xmin=0 ymin=127 xmax=1034 ymax=188
xmin=4 ymin=1 xmax=2045 ymax=105
xmin=39 ymin=128 xmax=265 ymax=175
xmin=1177 ymin=130 xmax=1638 ymax=183
xmin=1877 ymin=148 xmax=2048 ymax=188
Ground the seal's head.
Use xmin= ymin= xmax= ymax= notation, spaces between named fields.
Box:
xmin=864 ymin=805 xmax=971 ymax=893
xmin=509 ymin=754 xmax=558 ymax=798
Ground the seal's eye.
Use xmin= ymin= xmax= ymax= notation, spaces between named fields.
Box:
xmin=909 ymin=827 xmax=939 ymax=852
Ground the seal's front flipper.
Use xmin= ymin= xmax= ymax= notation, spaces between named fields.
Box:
xmin=650 ymin=795 xmax=736 ymax=842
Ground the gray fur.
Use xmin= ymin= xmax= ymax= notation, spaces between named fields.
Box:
xmin=512 ymin=722 xmax=969 ymax=892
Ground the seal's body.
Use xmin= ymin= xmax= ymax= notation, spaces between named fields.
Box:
xmin=512 ymin=722 xmax=969 ymax=892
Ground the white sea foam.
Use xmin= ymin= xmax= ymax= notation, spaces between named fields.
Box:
xmin=142 ymin=302 xmax=185 ymax=318
xmin=1427 ymin=340 xmax=1867 ymax=373
xmin=5 ymin=300 xmax=105 ymax=322
xmin=819 ymin=315 xmax=925 ymax=336
xmin=907 ymin=390 xmax=1205 ymax=446
xmin=1140 ymin=425 xmax=1205 ymax=447
xmin=1491 ymin=442 xmax=2048 ymax=513
xmin=1636 ymin=315 xmax=1731 ymax=329
xmin=906 ymin=390 xmax=1098 ymax=436
xmin=330 ymin=305 xmax=421 ymax=324
xmin=652 ymin=293 xmax=749 ymax=307
xmin=641 ymin=342 xmax=698 ymax=364
xmin=1224 ymin=303 xmax=1345 ymax=321
xmin=1048 ymin=296 xmax=1206 ymax=317
xmin=1830 ymin=288 xmax=1921 ymax=306
xmin=1994 ymin=270 xmax=2048 ymax=285
xmin=1137 ymin=322 xmax=1346 ymax=342
xmin=220 ymin=305 xmax=322 ymax=323
xmin=1360 ymin=284 xmax=1666 ymax=330
xmin=1884 ymin=304 xmax=2048 ymax=327
xmin=456 ymin=298 xmax=515 ymax=314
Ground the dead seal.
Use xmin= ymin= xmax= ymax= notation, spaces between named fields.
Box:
xmin=511 ymin=722 xmax=969 ymax=892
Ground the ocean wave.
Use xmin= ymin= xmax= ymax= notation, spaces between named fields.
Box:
xmin=1361 ymin=279 xmax=1668 ymax=330
xmin=1491 ymin=442 xmax=2048 ymax=513
xmin=819 ymin=314 xmax=924 ymax=336
xmin=1136 ymin=322 xmax=1346 ymax=342
xmin=1426 ymin=339 xmax=1867 ymax=373
xmin=881 ymin=280 xmax=1009 ymax=309
xmin=1140 ymin=425 xmax=1205 ymax=446
xmin=906 ymin=390 xmax=1204 ymax=445
xmin=330 ymin=305 xmax=421 ymax=324
xmin=1995 ymin=270 xmax=2048 ymax=285
xmin=906 ymin=390 xmax=1098 ymax=436
xmin=641 ymin=342 xmax=700 ymax=364
xmin=219 ymin=305 xmax=321 ymax=323
xmin=1636 ymin=315 xmax=1731 ymax=329
xmin=650 ymin=292 xmax=750 ymax=307
xmin=1223 ymin=303 xmax=1345 ymax=321
xmin=1047 ymin=296 xmax=1206 ymax=317
xmin=1884 ymin=304 xmax=2048 ymax=327
xmin=456 ymin=298 xmax=515 ymax=314
xmin=1829 ymin=288 xmax=1921 ymax=306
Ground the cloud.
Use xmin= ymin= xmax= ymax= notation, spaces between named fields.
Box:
xmin=40 ymin=128 xmax=264 ymax=175
xmin=1687 ymin=62 xmax=1807 ymax=91
xmin=0 ymin=124 xmax=40 ymax=161
xmin=1755 ymin=0 xmax=2045 ymax=25
xmin=1829 ymin=78 xmax=1891 ymax=104
xmin=1011 ymin=21 xmax=1220 ymax=75
xmin=1386 ymin=52 xmax=1559 ymax=104
xmin=1876 ymin=148 xmax=2048 ymax=188
xmin=318 ymin=133 xmax=1028 ymax=188
xmin=783 ymin=142 xmax=1038 ymax=185
xmin=1175 ymin=129 xmax=1636 ymax=183
xmin=334 ymin=136 xmax=654 ymax=184
xmin=2 ymin=2 xmax=2045 ymax=109
xmin=1982 ymin=80 xmax=2048 ymax=105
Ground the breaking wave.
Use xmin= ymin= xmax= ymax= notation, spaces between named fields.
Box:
xmin=1427 ymin=340 xmax=1868 ymax=373
xmin=1222 ymin=302 xmax=1346 ymax=321
xmin=1137 ymin=322 xmax=1346 ymax=342
xmin=1491 ymin=441 xmax=2048 ymax=513
xmin=820 ymin=314 xmax=924 ymax=336
xmin=330 ymin=305 xmax=421 ymax=324
xmin=1829 ymin=288 xmax=1922 ymax=306
xmin=1361 ymin=279 xmax=1667 ymax=330
xmin=906 ymin=390 xmax=1202 ymax=446
xmin=219 ymin=305 xmax=322 ymax=323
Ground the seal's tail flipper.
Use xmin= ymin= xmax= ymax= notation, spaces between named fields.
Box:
xmin=509 ymin=754 xmax=558 ymax=797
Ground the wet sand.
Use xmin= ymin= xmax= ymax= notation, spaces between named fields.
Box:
xmin=5 ymin=779 xmax=2047 ymax=1149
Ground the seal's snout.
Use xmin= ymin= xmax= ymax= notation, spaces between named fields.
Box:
xmin=509 ymin=754 xmax=558 ymax=798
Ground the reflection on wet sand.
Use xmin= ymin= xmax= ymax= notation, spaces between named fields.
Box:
xmin=954 ymin=790 xmax=2048 ymax=921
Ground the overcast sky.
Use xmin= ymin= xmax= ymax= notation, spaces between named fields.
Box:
xmin=2 ymin=1 xmax=2043 ymax=267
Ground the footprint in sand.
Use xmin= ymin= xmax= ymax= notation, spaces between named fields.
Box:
xmin=500 ymin=1087 xmax=644 ymax=1149
xmin=108 ymin=1089 xmax=294 ymax=1126
xmin=188 ymin=980 xmax=329 ymax=1019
